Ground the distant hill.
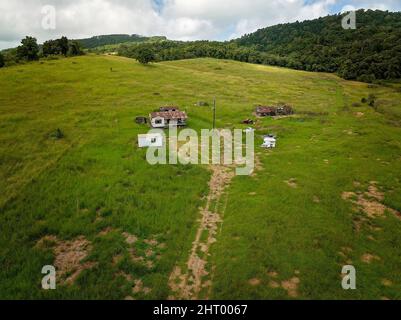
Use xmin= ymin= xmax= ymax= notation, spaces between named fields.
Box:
xmin=118 ymin=9 xmax=401 ymax=83
xmin=235 ymin=9 xmax=401 ymax=82
xmin=76 ymin=34 xmax=167 ymax=49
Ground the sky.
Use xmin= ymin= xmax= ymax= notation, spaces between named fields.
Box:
xmin=1 ymin=0 xmax=400 ymax=49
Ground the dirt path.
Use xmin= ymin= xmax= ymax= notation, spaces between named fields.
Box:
xmin=168 ymin=165 xmax=235 ymax=300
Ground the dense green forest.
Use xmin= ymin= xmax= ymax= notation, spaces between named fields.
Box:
xmin=77 ymin=34 xmax=167 ymax=49
xmin=118 ymin=10 xmax=401 ymax=82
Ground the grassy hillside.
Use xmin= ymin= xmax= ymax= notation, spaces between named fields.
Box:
xmin=0 ymin=55 xmax=400 ymax=299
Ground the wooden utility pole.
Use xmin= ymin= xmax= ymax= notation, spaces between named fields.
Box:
xmin=213 ymin=98 xmax=216 ymax=129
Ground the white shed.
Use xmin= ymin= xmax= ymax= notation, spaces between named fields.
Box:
xmin=262 ymin=136 xmax=277 ymax=148
xmin=138 ymin=133 xmax=164 ymax=148
xmin=150 ymin=111 xmax=188 ymax=129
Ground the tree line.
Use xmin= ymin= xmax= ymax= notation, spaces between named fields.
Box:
xmin=0 ymin=36 xmax=84 ymax=68
xmin=118 ymin=9 xmax=401 ymax=83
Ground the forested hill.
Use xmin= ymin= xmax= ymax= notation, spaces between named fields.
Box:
xmin=236 ymin=9 xmax=401 ymax=82
xmin=76 ymin=34 xmax=167 ymax=49
xmin=117 ymin=9 xmax=401 ymax=83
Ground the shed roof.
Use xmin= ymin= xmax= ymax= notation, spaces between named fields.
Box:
xmin=151 ymin=111 xmax=188 ymax=120
xmin=256 ymin=106 xmax=276 ymax=113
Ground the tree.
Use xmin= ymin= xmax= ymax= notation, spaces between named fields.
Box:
xmin=57 ymin=36 xmax=69 ymax=56
xmin=68 ymin=41 xmax=83 ymax=56
xmin=0 ymin=52 xmax=4 ymax=68
xmin=135 ymin=47 xmax=156 ymax=64
xmin=42 ymin=39 xmax=59 ymax=56
xmin=17 ymin=36 xmax=39 ymax=61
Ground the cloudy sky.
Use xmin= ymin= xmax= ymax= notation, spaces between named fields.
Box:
xmin=1 ymin=0 xmax=400 ymax=49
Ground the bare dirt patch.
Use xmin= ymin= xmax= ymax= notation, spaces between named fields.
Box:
xmin=116 ymin=271 xmax=133 ymax=282
xmin=36 ymin=235 xmax=58 ymax=249
xmin=99 ymin=227 xmax=115 ymax=236
xmin=381 ymin=279 xmax=393 ymax=287
xmin=249 ymin=278 xmax=261 ymax=286
xmin=112 ymin=254 xmax=124 ymax=266
xmin=269 ymin=281 xmax=280 ymax=289
xmin=361 ymin=253 xmax=381 ymax=264
xmin=144 ymin=239 xmax=159 ymax=246
xmin=285 ymin=178 xmax=298 ymax=188
xmin=342 ymin=183 xmax=400 ymax=221
xmin=37 ymin=235 xmax=96 ymax=285
xmin=313 ymin=196 xmax=321 ymax=203
xmin=267 ymin=271 xmax=278 ymax=278
xmin=132 ymin=279 xmax=152 ymax=295
xmin=123 ymin=232 xmax=138 ymax=245
xmin=281 ymin=277 xmax=300 ymax=298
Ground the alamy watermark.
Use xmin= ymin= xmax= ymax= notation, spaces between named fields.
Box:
xmin=42 ymin=265 xmax=56 ymax=290
xmin=342 ymin=265 xmax=356 ymax=290
xmin=145 ymin=127 xmax=255 ymax=176
xmin=342 ymin=11 xmax=356 ymax=30
xmin=41 ymin=5 xmax=56 ymax=30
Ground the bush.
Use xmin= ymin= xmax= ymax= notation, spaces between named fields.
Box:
xmin=48 ymin=128 xmax=65 ymax=140
xmin=16 ymin=36 xmax=39 ymax=61
xmin=134 ymin=47 xmax=156 ymax=64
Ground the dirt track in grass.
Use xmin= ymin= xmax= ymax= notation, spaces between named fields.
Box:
xmin=168 ymin=165 xmax=235 ymax=300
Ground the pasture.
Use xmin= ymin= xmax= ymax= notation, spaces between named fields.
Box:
xmin=0 ymin=55 xmax=400 ymax=299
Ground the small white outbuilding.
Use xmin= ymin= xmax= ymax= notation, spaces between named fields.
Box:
xmin=262 ymin=135 xmax=277 ymax=148
xmin=138 ymin=133 xmax=164 ymax=148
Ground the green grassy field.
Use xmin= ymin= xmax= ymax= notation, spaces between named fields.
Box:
xmin=0 ymin=55 xmax=400 ymax=299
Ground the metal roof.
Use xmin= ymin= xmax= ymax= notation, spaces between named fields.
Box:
xmin=150 ymin=111 xmax=188 ymax=120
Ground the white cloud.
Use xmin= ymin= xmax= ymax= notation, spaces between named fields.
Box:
xmin=0 ymin=0 xmax=400 ymax=49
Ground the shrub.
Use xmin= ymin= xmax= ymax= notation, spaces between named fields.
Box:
xmin=48 ymin=128 xmax=65 ymax=140
xmin=0 ymin=53 xmax=4 ymax=68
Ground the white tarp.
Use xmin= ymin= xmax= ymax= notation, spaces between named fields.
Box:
xmin=138 ymin=133 xmax=163 ymax=148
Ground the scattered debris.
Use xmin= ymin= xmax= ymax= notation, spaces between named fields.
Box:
xmin=242 ymin=119 xmax=254 ymax=125
xmin=135 ymin=117 xmax=148 ymax=124
xmin=256 ymin=105 xmax=294 ymax=117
